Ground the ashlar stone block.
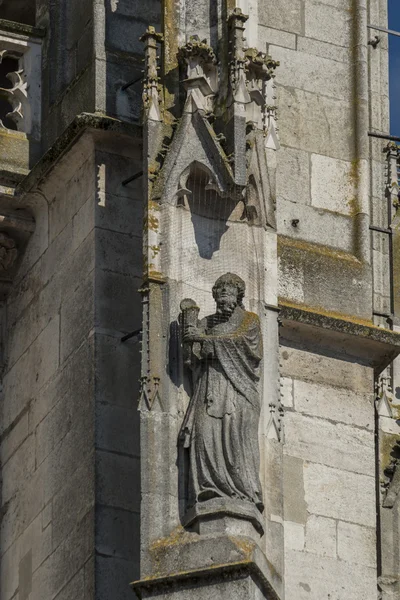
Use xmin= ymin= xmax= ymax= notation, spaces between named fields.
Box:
xmin=258 ymin=25 xmax=297 ymax=50
xmin=277 ymin=198 xmax=354 ymax=253
xmin=285 ymin=521 xmax=305 ymax=551
xmin=284 ymin=412 xmax=375 ymax=476
xmin=276 ymin=147 xmax=310 ymax=206
xmin=258 ymin=0 xmax=304 ymax=35
xmin=283 ymin=455 xmax=307 ymax=525
xmin=305 ymin=515 xmax=336 ymax=558
xmin=337 ymin=521 xmax=376 ymax=567
xmin=296 ymin=36 xmax=350 ymax=63
xmin=303 ymin=462 xmax=375 ymax=526
xmin=304 ymin=0 xmax=351 ymax=47
xmin=272 ymin=45 xmax=351 ymax=101
xmin=279 ymin=345 xmax=373 ymax=393
xmin=277 ymin=86 xmax=354 ymax=161
xmin=311 ymin=154 xmax=355 ymax=215
xmin=285 ymin=549 xmax=377 ymax=600
xmin=293 ymin=380 xmax=374 ymax=429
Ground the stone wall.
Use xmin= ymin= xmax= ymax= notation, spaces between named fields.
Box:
xmin=258 ymin=0 xmax=388 ymax=597
xmin=258 ymin=0 xmax=374 ymax=319
xmin=0 ymin=128 xmax=143 ymax=600
xmin=36 ymin=0 xmax=161 ymax=152
xmin=280 ymin=340 xmax=377 ymax=599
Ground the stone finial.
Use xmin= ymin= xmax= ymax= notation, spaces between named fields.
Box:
xmin=140 ymin=26 xmax=164 ymax=122
xmin=228 ymin=8 xmax=251 ymax=104
xmin=177 ymin=36 xmax=218 ymax=112
xmin=245 ymin=48 xmax=280 ymax=148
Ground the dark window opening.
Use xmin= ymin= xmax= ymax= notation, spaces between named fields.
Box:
xmin=0 ymin=56 xmax=19 ymax=130
xmin=389 ymin=0 xmax=400 ymax=136
xmin=0 ymin=0 xmax=36 ymax=27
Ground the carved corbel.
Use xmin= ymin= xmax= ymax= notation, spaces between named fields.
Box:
xmin=177 ymin=36 xmax=218 ymax=113
xmin=140 ymin=26 xmax=164 ymax=122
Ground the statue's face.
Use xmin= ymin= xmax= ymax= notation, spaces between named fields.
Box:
xmin=214 ymin=281 xmax=238 ymax=314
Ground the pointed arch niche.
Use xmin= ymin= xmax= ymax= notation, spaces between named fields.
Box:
xmin=176 ymin=161 xmax=244 ymax=260
xmin=161 ymin=156 xmax=274 ymax=331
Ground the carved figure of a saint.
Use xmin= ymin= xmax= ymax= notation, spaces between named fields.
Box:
xmin=180 ymin=273 xmax=264 ymax=513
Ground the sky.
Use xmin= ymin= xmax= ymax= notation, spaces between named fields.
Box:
xmin=389 ymin=0 xmax=400 ymax=135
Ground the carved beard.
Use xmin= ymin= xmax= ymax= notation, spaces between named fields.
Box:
xmin=216 ymin=297 xmax=237 ymax=317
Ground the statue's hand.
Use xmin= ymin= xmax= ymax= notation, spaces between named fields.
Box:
xmin=183 ymin=325 xmax=203 ymax=343
xmin=201 ymin=339 xmax=214 ymax=358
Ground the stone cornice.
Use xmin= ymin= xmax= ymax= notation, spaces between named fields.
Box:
xmin=17 ymin=113 xmax=142 ymax=197
xmin=279 ymin=302 xmax=400 ymax=372
xmin=0 ymin=19 xmax=46 ymax=39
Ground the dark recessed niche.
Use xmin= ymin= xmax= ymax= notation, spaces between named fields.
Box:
xmin=0 ymin=0 xmax=36 ymax=26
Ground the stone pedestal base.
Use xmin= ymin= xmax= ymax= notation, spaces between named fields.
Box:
xmin=183 ymin=498 xmax=265 ymax=537
xmin=131 ymin=531 xmax=281 ymax=600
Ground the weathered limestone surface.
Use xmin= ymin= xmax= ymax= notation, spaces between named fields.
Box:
xmin=280 ymin=341 xmax=377 ymax=599
xmin=0 ymin=0 xmax=395 ymax=599
xmin=35 ymin=0 xmax=161 ymax=151
xmin=258 ymin=0 xmax=372 ymax=319
xmin=0 ymin=128 xmax=143 ymax=600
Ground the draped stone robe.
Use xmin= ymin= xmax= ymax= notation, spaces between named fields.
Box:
xmin=181 ymin=305 xmax=264 ymax=511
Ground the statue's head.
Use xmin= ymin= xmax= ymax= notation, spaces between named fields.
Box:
xmin=212 ymin=273 xmax=245 ymax=315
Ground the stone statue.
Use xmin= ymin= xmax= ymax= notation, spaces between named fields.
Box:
xmin=180 ymin=273 xmax=264 ymax=514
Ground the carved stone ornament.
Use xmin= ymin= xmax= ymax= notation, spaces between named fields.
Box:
xmin=180 ymin=273 xmax=264 ymax=520
xmin=177 ymin=36 xmax=218 ymax=112
xmin=0 ymin=232 xmax=18 ymax=272
xmin=140 ymin=26 xmax=163 ymax=122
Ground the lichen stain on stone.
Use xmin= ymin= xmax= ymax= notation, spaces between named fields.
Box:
xmin=150 ymin=245 xmax=161 ymax=258
xmin=381 ymin=434 xmax=400 ymax=474
xmin=278 ymin=235 xmax=362 ymax=266
xmin=228 ymin=535 xmax=255 ymax=559
xmin=279 ymin=297 xmax=374 ymax=328
xmin=148 ymin=216 xmax=159 ymax=231
xmin=150 ymin=526 xmax=200 ymax=571
xmin=150 ymin=525 xmax=196 ymax=553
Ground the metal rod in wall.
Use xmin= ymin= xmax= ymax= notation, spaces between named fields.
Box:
xmin=367 ymin=24 xmax=400 ymax=38
xmin=368 ymin=132 xmax=400 ymax=143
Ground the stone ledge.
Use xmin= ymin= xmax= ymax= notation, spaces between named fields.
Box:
xmin=17 ymin=113 xmax=142 ymax=197
xmin=279 ymin=303 xmax=400 ymax=371
xmin=132 ymin=532 xmax=281 ymax=600
xmin=132 ymin=560 xmax=279 ymax=600
xmin=0 ymin=18 xmax=46 ymax=39
xmin=183 ymin=498 xmax=265 ymax=536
